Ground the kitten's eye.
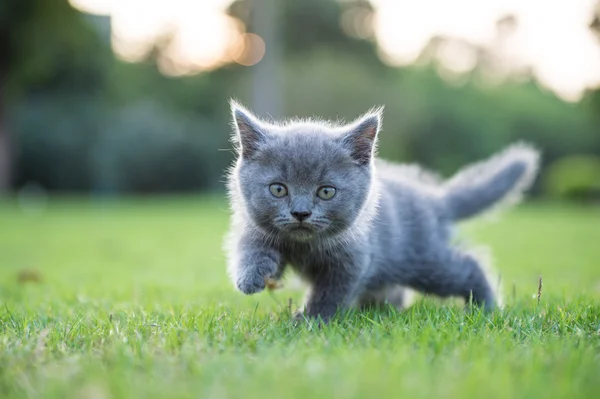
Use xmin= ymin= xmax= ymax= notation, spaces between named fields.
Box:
xmin=317 ymin=186 xmax=336 ymax=200
xmin=269 ymin=183 xmax=288 ymax=198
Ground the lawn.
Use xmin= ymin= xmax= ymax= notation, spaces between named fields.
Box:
xmin=1 ymin=197 xmax=599 ymax=399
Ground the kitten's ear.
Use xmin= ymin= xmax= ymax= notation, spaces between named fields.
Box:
xmin=340 ymin=108 xmax=382 ymax=165
xmin=230 ymin=100 xmax=268 ymax=159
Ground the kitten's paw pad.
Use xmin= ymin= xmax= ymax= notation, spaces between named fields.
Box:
xmin=235 ymin=260 xmax=278 ymax=295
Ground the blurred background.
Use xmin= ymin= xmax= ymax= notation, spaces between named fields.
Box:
xmin=1 ymin=0 xmax=600 ymax=202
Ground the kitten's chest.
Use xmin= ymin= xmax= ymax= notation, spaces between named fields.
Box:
xmin=282 ymin=245 xmax=318 ymax=269
xmin=280 ymin=243 xmax=333 ymax=278
xmin=279 ymin=240 xmax=360 ymax=283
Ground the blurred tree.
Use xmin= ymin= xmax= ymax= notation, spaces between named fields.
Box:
xmin=250 ymin=0 xmax=283 ymax=118
xmin=227 ymin=0 xmax=379 ymax=61
xmin=0 ymin=0 xmax=110 ymax=192
xmin=587 ymin=2 xmax=600 ymax=123
xmin=226 ymin=0 xmax=382 ymax=118
xmin=590 ymin=2 xmax=600 ymax=41
xmin=224 ymin=0 xmax=387 ymax=122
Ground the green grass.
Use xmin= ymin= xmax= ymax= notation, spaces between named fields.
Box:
xmin=1 ymin=197 xmax=599 ymax=399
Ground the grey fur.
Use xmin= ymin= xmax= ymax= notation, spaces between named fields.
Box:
xmin=224 ymin=100 xmax=540 ymax=322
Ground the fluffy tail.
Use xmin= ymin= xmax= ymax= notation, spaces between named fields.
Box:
xmin=442 ymin=143 xmax=540 ymax=220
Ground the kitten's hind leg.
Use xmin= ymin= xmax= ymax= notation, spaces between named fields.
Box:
xmin=402 ymin=251 xmax=497 ymax=311
xmin=357 ymin=285 xmax=408 ymax=311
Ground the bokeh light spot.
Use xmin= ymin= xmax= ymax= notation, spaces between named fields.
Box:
xmin=233 ymin=33 xmax=266 ymax=66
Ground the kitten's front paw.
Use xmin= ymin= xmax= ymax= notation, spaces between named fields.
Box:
xmin=236 ymin=260 xmax=278 ymax=295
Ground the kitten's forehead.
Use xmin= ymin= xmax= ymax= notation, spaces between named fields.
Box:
xmin=254 ymin=127 xmax=353 ymax=182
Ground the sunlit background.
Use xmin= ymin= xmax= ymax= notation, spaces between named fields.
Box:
xmin=70 ymin=0 xmax=600 ymax=101
xmin=1 ymin=0 xmax=599 ymax=201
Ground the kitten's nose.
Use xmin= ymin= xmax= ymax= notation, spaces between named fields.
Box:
xmin=291 ymin=210 xmax=312 ymax=222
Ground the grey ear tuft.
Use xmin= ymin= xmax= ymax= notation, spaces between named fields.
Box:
xmin=341 ymin=108 xmax=383 ymax=165
xmin=230 ymin=100 xmax=267 ymax=159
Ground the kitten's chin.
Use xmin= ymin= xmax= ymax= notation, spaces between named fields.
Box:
xmin=284 ymin=226 xmax=318 ymax=242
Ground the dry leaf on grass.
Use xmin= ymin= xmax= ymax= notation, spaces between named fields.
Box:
xmin=264 ymin=276 xmax=284 ymax=290
xmin=17 ymin=269 xmax=43 ymax=284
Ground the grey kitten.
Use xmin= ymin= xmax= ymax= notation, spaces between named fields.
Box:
xmin=224 ymin=101 xmax=539 ymax=322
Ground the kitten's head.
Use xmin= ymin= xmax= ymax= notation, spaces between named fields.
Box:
xmin=228 ymin=101 xmax=382 ymax=242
